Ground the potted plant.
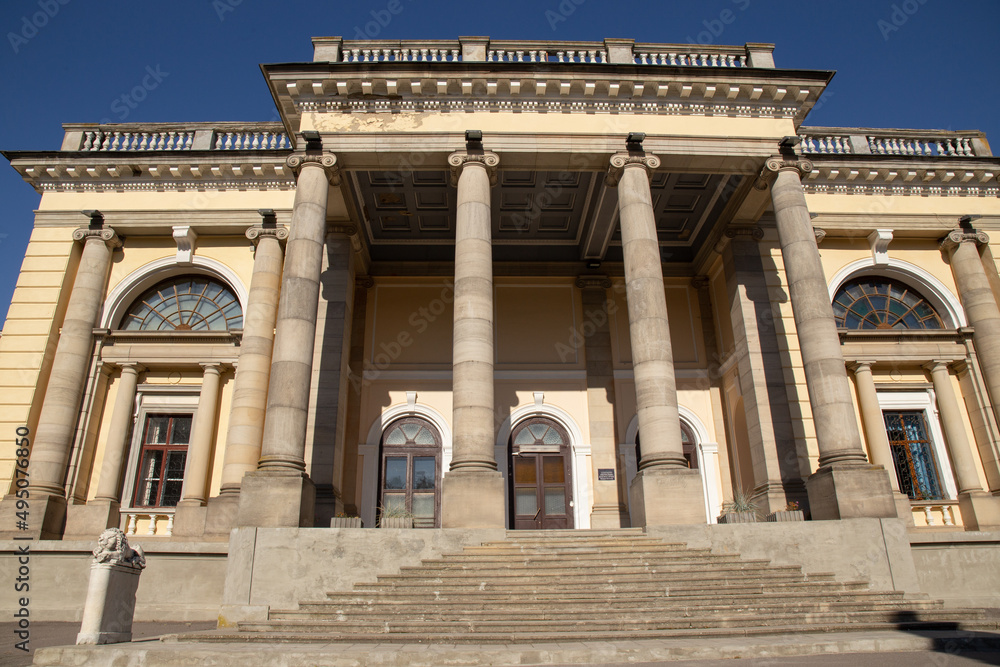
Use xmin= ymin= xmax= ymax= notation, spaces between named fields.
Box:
xmin=330 ymin=512 xmax=363 ymax=528
xmin=718 ymin=489 xmax=759 ymax=524
xmin=766 ymin=501 xmax=805 ymax=522
xmin=377 ymin=503 xmax=414 ymax=529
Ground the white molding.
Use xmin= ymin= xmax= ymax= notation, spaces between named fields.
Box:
xmin=172 ymin=225 xmax=198 ymax=265
xmin=495 ymin=401 xmax=590 ymax=529
xmin=868 ymin=229 xmax=893 ymax=265
xmin=360 ymin=401 xmax=453 ymax=530
xmin=100 ymin=256 xmax=249 ymax=329
xmin=827 ymin=257 xmax=967 ymax=327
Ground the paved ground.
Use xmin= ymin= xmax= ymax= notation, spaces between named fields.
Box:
xmin=5 ymin=622 xmax=1000 ymax=666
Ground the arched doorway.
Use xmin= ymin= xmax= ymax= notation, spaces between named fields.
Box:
xmin=378 ymin=417 xmax=442 ymax=528
xmin=508 ymin=417 xmax=573 ymax=529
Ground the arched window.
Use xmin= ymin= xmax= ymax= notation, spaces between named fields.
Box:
xmin=832 ymin=277 xmax=943 ymax=330
xmin=119 ymin=276 xmax=243 ymax=331
xmin=379 ymin=417 xmax=441 ymax=528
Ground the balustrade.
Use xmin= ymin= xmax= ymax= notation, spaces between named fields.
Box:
xmin=912 ymin=501 xmax=959 ymax=527
xmin=800 ymin=129 xmax=986 ymax=157
xmin=77 ymin=126 xmax=289 ymax=152
xmin=123 ymin=511 xmax=174 ymax=537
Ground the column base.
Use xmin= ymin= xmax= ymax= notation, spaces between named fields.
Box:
xmin=629 ymin=467 xmax=706 ymax=527
xmin=805 ymin=465 xmax=898 ymax=520
xmin=64 ymin=500 xmax=120 ymax=539
xmin=236 ymin=471 xmax=316 ymax=528
xmin=894 ymin=492 xmax=915 ymax=527
xmin=204 ymin=494 xmax=241 ymax=536
xmin=172 ymin=502 xmax=209 ymax=537
xmin=0 ymin=493 xmax=66 ymax=540
xmin=589 ymin=504 xmax=624 ymax=529
xmin=441 ymin=470 xmax=506 ymax=528
xmin=750 ymin=480 xmax=809 ymax=516
xmin=958 ymin=490 xmax=1000 ymax=531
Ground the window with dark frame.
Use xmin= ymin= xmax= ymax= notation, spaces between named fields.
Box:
xmin=883 ymin=410 xmax=945 ymax=501
xmin=133 ymin=414 xmax=191 ymax=508
xmin=379 ymin=417 xmax=441 ymax=528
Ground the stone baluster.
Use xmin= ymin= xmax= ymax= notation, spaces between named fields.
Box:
xmin=441 ymin=144 xmax=505 ymax=528
xmin=607 ymin=148 xmax=705 ymax=526
xmin=236 ymin=149 xmax=339 ymax=528
xmin=766 ymin=155 xmax=897 ymax=520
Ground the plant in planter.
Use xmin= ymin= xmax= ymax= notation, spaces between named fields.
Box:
xmin=718 ymin=489 xmax=759 ymax=524
xmin=766 ymin=500 xmax=806 ymax=523
xmin=330 ymin=512 xmax=363 ymax=528
xmin=377 ymin=503 xmax=414 ymax=529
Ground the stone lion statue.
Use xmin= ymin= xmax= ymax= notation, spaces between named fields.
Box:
xmin=92 ymin=528 xmax=146 ymax=570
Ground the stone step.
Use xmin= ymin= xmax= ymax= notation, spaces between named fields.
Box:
xmin=395 ymin=563 xmax=805 ymax=578
xmin=240 ymin=608 xmax=985 ymax=636
xmin=272 ymin=599 xmax=946 ymax=622
xmin=408 ymin=554 xmax=769 ymax=569
xmin=461 ymin=544 xmax=705 ymax=555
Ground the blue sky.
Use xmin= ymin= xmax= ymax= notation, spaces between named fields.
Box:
xmin=1 ymin=0 xmax=998 ymax=323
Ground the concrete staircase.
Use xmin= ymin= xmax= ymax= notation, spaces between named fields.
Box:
xmin=205 ymin=529 xmax=987 ymax=643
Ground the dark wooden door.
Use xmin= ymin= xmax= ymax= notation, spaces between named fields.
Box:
xmin=510 ymin=419 xmax=573 ymax=529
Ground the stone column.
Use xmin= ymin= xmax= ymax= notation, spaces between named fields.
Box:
xmin=441 ymin=148 xmax=505 ymax=528
xmin=942 ymin=230 xmax=1000 ymax=431
xmin=205 ymin=224 xmax=286 ymax=534
xmin=926 ymin=360 xmax=1000 ymax=530
xmin=767 ymin=156 xmax=896 ymax=520
xmin=717 ymin=225 xmax=804 ymax=515
xmin=608 ymin=151 xmax=705 ymax=526
xmin=173 ymin=363 xmax=224 ymax=536
xmin=26 ymin=225 xmax=120 ymax=538
xmin=236 ymin=151 xmax=338 ymax=528
xmin=848 ymin=361 xmax=913 ymax=522
xmin=577 ymin=276 xmax=626 ymax=528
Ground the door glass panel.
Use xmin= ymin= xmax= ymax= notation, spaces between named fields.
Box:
xmin=514 ymin=456 xmax=537 ymax=483
xmin=515 ymin=488 xmax=537 ymax=515
xmin=384 ymin=457 xmax=406 ymax=489
xmin=412 ymin=493 xmax=434 ymax=520
xmin=544 ymin=488 xmax=566 ymax=515
xmin=382 ymin=493 xmax=405 ymax=512
xmin=412 ymin=457 xmax=435 ymax=489
xmin=542 ymin=456 xmax=565 ymax=483
xmin=542 ymin=427 xmax=562 ymax=445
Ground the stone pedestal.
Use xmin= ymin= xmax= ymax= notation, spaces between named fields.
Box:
xmin=171 ymin=503 xmax=209 ymax=537
xmin=441 ymin=470 xmax=506 ymax=529
xmin=204 ymin=494 xmax=241 ymax=536
xmin=64 ymin=500 xmax=120 ymax=539
xmin=77 ymin=563 xmax=142 ymax=644
xmin=236 ymin=471 xmax=316 ymax=528
xmin=2 ymin=493 xmax=68 ymax=540
xmin=629 ymin=468 xmax=706 ymax=527
xmin=958 ymin=491 xmax=1000 ymax=531
xmin=805 ymin=465 xmax=899 ymax=520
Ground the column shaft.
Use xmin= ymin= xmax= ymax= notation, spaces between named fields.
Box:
xmin=450 ymin=160 xmax=497 ymax=472
xmin=618 ymin=164 xmax=685 ymax=469
xmin=219 ymin=230 xmax=284 ymax=493
xmin=94 ymin=364 xmax=142 ymax=502
xmin=926 ymin=361 xmax=983 ymax=495
xmin=850 ymin=362 xmax=900 ymax=492
xmin=32 ymin=230 xmax=118 ymax=497
xmin=945 ymin=233 xmax=1000 ymax=430
xmin=179 ymin=364 xmax=224 ymax=504
xmin=258 ymin=161 xmax=331 ymax=471
xmin=771 ymin=167 xmax=868 ymax=467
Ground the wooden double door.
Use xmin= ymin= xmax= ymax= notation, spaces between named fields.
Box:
xmin=509 ymin=418 xmax=573 ymax=529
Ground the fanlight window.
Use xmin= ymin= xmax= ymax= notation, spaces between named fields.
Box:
xmin=121 ymin=277 xmax=243 ymax=331
xmin=832 ymin=277 xmax=943 ymax=330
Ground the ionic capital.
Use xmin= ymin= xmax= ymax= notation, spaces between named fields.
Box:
xmin=940 ymin=229 xmax=990 ymax=253
xmin=72 ymin=226 xmax=122 ymax=248
xmin=764 ymin=155 xmax=814 ymax=178
xmin=605 ymin=151 xmax=661 ymax=186
xmin=286 ymin=152 xmax=340 ymax=184
xmin=575 ymin=275 xmax=612 ymax=290
xmin=846 ymin=360 xmax=877 ymax=374
xmin=814 ymin=227 xmax=827 ymax=245
xmin=713 ymin=224 xmax=763 ymax=253
xmin=245 ymin=224 xmax=289 ymax=246
xmin=690 ymin=275 xmax=710 ymax=290
xmin=448 ymin=150 xmax=500 ymax=186
xmin=357 ymin=275 xmax=375 ymax=289
xmin=923 ymin=359 xmax=954 ymax=375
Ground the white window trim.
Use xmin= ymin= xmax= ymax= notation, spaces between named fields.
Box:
xmin=119 ymin=387 xmax=200 ymax=513
xmin=877 ymin=390 xmax=959 ymax=501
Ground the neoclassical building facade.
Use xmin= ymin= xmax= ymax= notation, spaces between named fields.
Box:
xmin=2 ymin=36 xmax=999 ymax=620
